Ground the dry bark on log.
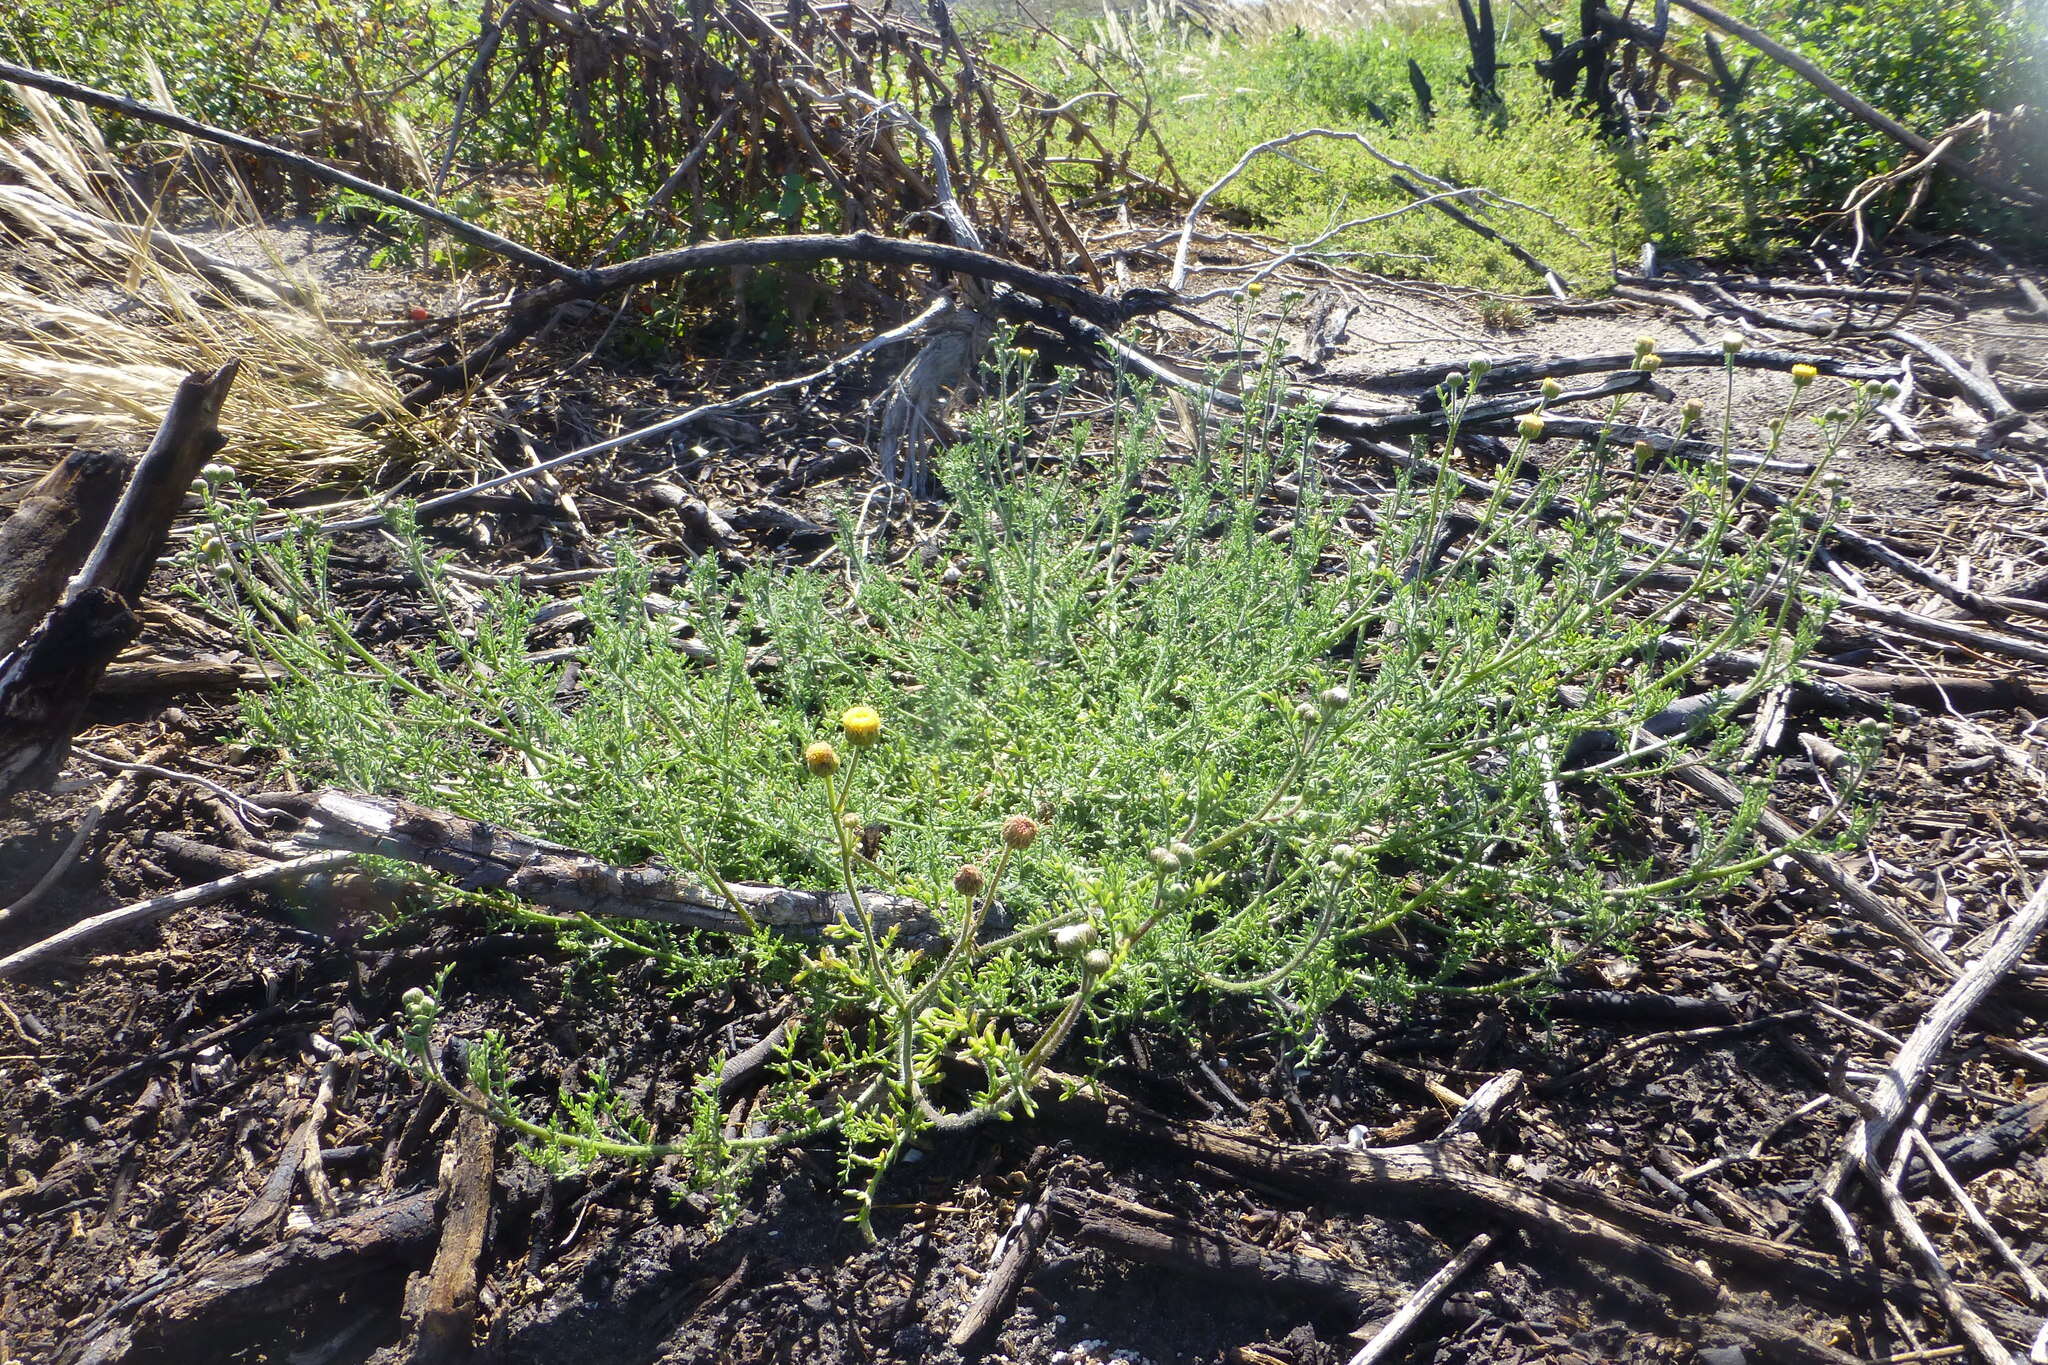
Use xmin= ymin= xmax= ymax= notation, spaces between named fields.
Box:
xmin=0 ymin=363 xmax=237 ymax=795
xmin=108 ymin=1191 xmax=439 ymax=1362
xmin=401 ymin=1103 xmax=496 ymax=1364
xmin=949 ymin=1194 xmax=1055 ymax=1348
xmin=1050 ymin=1089 xmax=1742 ymax=1306
xmin=0 ymin=449 xmax=128 ymax=661
xmin=271 ymin=789 xmax=941 ymax=939
xmin=1042 ymin=1186 xmax=1382 ymax=1314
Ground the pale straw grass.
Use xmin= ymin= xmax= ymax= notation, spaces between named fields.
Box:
xmin=0 ymin=63 xmax=444 ymax=489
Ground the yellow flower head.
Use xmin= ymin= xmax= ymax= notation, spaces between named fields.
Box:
xmin=1633 ymin=334 xmax=1658 ymax=358
xmin=1517 ymin=413 xmax=1546 ymax=440
xmin=804 ymin=741 xmax=841 ymax=777
xmin=1636 ymin=353 xmax=1663 ymax=373
xmin=1790 ymin=363 xmax=1818 ymax=387
xmin=840 ymin=704 xmax=882 ymax=747
xmin=1540 ymin=378 xmax=1562 ymax=400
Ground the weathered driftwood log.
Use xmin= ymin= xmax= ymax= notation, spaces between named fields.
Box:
xmin=272 ymin=789 xmax=941 ymax=938
xmin=0 ymin=448 xmax=128 ymax=661
xmin=0 ymin=363 xmax=237 ymax=795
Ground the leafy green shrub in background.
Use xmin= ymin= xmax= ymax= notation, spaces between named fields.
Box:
xmin=1638 ymin=0 xmax=2047 ymax=253
xmin=1 ymin=0 xmax=474 ymax=145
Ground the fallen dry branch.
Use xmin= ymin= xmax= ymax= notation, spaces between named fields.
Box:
xmin=1351 ymin=348 xmax=1896 ymax=394
xmin=1836 ymin=871 xmax=2048 ymax=1190
xmin=1042 ymin=1186 xmax=1382 ymax=1314
xmin=949 ymin=1194 xmax=1055 ymax=1348
xmin=1053 ymin=1089 xmax=1732 ymax=1306
xmin=402 ymin=235 xmax=1160 ymax=409
xmin=0 ymin=362 xmax=237 ymax=795
xmin=0 ymin=850 xmax=355 ymax=980
xmin=104 ymin=1191 xmax=440 ymax=1361
xmin=402 ymin=1100 xmax=496 ymax=1365
xmin=271 ymin=789 xmax=940 ymax=939
xmin=1344 ymin=1232 xmax=1497 ymax=1365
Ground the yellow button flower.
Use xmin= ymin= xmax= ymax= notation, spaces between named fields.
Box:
xmin=804 ymin=742 xmax=840 ymax=777
xmin=1790 ymin=363 xmax=1818 ymax=387
xmin=840 ymin=704 xmax=882 ymax=747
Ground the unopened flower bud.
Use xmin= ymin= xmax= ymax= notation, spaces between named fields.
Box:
xmin=1149 ymin=846 xmax=1181 ymax=871
xmin=1001 ymin=815 xmax=1038 ymax=850
xmin=1319 ymin=685 xmax=1351 ymax=712
xmin=1631 ymin=440 xmax=1656 ymax=464
xmin=1295 ymin=701 xmax=1323 ymax=725
xmin=1879 ymin=381 xmax=1902 ymax=400
xmin=1053 ymin=922 xmax=1099 ymax=955
xmin=1517 ymin=413 xmax=1545 ymax=440
xmin=1634 ymin=334 xmax=1658 ymax=358
xmin=804 ymin=741 xmax=840 ymax=777
xmin=1168 ymin=841 xmax=1196 ymax=864
xmin=1330 ymin=842 xmax=1358 ymax=868
xmin=1682 ymin=397 xmax=1705 ymax=423
xmin=1468 ymin=358 xmax=1492 ymax=378
xmin=1540 ymin=378 xmax=1562 ymax=400
xmin=1082 ymin=948 xmax=1113 ymax=976
xmin=402 ymin=987 xmax=433 ymax=1020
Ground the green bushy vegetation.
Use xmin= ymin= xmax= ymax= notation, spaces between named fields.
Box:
xmin=7 ymin=0 xmax=2037 ymax=290
xmin=188 ymin=342 xmax=1876 ymax=1225
xmin=995 ymin=17 xmax=1637 ymax=289
xmin=1640 ymin=0 xmax=2048 ymax=251
xmin=1 ymin=0 xmax=474 ymax=142
xmin=996 ymin=0 xmax=2044 ymax=285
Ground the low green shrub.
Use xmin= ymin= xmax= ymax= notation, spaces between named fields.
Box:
xmin=190 ymin=340 xmax=1877 ymax=1229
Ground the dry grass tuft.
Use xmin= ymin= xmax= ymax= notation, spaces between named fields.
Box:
xmin=0 ymin=71 xmax=440 ymax=489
